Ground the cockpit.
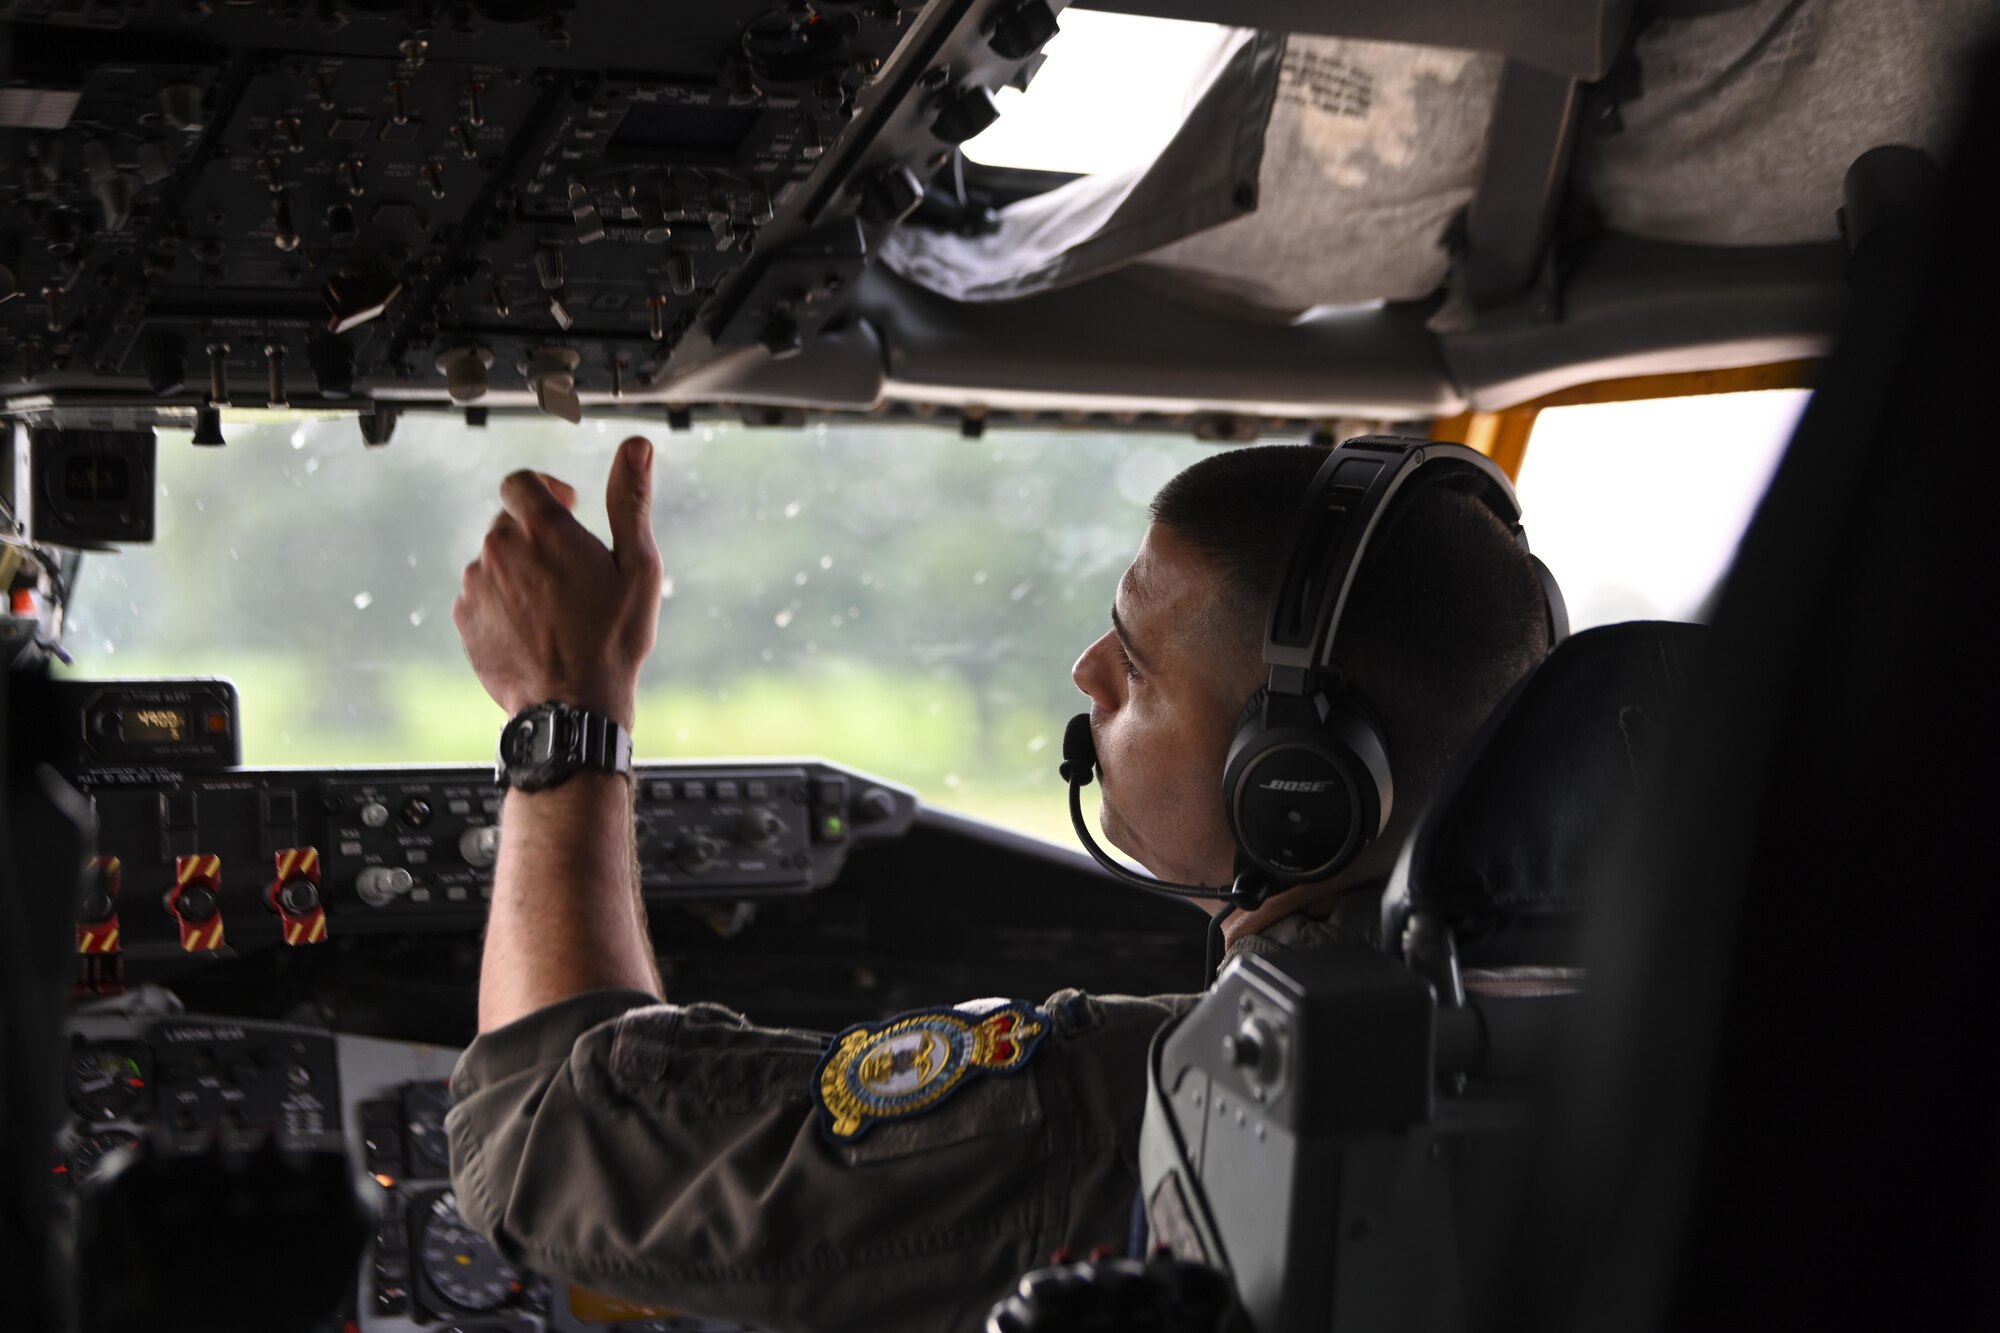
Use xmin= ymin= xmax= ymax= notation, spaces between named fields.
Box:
xmin=4 ymin=3 xmax=1995 ymax=1332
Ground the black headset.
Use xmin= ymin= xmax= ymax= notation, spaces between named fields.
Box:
xmin=1062 ymin=435 xmax=1567 ymax=913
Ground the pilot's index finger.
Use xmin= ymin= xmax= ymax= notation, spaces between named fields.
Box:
xmin=536 ymin=473 xmax=579 ymax=510
xmin=498 ymin=469 xmax=572 ymax=528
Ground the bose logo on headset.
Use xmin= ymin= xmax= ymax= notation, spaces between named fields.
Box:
xmin=1260 ymin=779 xmax=1337 ymax=793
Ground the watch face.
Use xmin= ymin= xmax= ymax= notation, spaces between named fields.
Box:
xmin=503 ymin=710 xmax=562 ymax=770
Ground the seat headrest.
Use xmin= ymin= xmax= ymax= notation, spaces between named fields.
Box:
xmin=1382 ymin=621 xmax=1706 ymax=966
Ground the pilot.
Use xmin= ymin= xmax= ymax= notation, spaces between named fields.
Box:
xmin=445 ymin=434 xmax=1552 ymax=1331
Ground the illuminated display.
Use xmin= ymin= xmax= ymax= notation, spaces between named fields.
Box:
xmin=127 ymin=708 xmax=187 ymax=743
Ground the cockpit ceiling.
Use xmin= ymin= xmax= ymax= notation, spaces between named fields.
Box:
xmin=0 ymin=2 xmax=1988 ymax=427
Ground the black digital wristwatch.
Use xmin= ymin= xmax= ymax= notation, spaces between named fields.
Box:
xmin=495 ymin=701 xmax=635 ymax=792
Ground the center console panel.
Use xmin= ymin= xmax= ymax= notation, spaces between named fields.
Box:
xmin=60 ymin=994 xmax=754 ymax=1332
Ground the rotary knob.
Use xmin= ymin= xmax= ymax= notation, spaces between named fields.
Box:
xmin=674 ymin=834 xmax=721 ymax=875
xmin=737 ymin=807 xmax=786 ymax=851
xmin=358 ymin=801 xmax=390 ymax=828
xmin=459 ymin=825 xmax=500 ymax=869
xmin=354 ymin=866 xmax=413 ymax=907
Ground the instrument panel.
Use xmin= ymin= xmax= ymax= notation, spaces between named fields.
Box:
xmin=59 ymin=995 xmax=757 ymax=1331
xmin=0 ymin=0 xmax=1064 ymax=418
xmin=69 ymin=756 xmax=914 ymax=968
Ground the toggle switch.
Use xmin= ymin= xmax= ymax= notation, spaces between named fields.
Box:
xmin=267 ymin=847 xmax=328 ymax=946
xmin=522 ymin=346 xmax=583 ymax=423
xmin=166 ymin=854 xmax=226 ymax=953
xmin=435 ymin=344 xmax=494 ymax=402
xmin=77 ymin=856 xmax=122 ymax=954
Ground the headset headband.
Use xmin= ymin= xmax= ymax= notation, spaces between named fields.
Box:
xmin=1262 ymin=437 xmax=1529 ymax=698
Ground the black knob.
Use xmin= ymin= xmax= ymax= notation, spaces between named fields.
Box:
xmin=931 ymin=86 xmax=1001 ymax=145
xmin=675 ymin=835 xmax=721 ymax=874
xmin=400 ymin=796 xmax=433 ymax=828
xmin=277 ymin=879 xmax=320 ymax=915
xmin=80 ymin=890 xmax=116 ymax=923
xmin=309 ymin=334 xmax=355 ymax=399
xmin=190 ymin=406 xmax=226 ymax=447
xmin=358 ymin=404 xmax=398 ymax=447
xmin=989 ymin=1 xmax=1059 ymax=60
xmin=738 ymin=807 xmax=786 ymax=851
xmin=144 ymin=333 xmax=188 ymax=397
xmin=854 ymin=787 xmax=897 ymax=825
xmin=176 ymin=884 xmax=219 ymax=922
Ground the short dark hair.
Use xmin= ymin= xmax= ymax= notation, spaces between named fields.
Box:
xmin=1150 ymin=443 xmax=1551 ymax=799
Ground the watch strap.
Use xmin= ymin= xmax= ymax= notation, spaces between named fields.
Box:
xmin=577 ymin=707 xmax=635 ymax=777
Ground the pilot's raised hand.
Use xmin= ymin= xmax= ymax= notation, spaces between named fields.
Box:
xmin=453 ymin=434 xmax=663 ymax=729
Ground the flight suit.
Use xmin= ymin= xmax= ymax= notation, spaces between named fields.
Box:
xmin=445 ymin=904 xmax=1376 ymax=1333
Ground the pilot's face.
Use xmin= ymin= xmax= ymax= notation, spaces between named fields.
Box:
xmin=1071 ymin=523 xmax=1252 ymax=890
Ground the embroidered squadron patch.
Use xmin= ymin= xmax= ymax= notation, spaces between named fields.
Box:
xmin=814 ymin=1001 xmax=1048 ymax=1143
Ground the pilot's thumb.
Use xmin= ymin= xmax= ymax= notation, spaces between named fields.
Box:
xmin=607 ymin=435 xmax=658 ymax=572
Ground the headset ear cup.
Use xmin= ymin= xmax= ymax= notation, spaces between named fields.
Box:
xmin=1233 ymin=686 xmax=1269 ymax=736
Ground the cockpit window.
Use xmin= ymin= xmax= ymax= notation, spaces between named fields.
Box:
xmin=58 ymin=418 xmax=1215 ymax=846
xmin=960 ymin=8 xmax=1233 ymax=176
xmin=1514 ymin=389 xmax=1810 ymax=629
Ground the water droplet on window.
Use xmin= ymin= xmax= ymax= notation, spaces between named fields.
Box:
xmin=794 ymin=571 xmax=809 ymax=586
xmin=289 ymin=429 xmax=307 ymax=450
xmin=1027 ymin=735 xmax=1047 ymax=753
xmin=818 ymin=555 xmax=832 ymax=569
xmin=846 ymin=606 xmax=860 ymax=619
xmin=406 ymin=552 xmax=418 ymax=567
xmin=773 ymin=606 xmax=796 ymax=629
xmin=1010 ymin=581 xmax=1033 ymax=601
xmin=761 ymin=648 xmax=774 ymax=662
xmin=101 ymin=639 xmax=116 ymax=656
xmin=409 ymin=610 xmax=425 ymax=627
xmin=944 ymin=772 xmax=961 ymax=789
xmin=353 ymin=591 xmax=373 ymax=610
xmin=830 ymin=614 xmax=844 ymax=628
xmin=972 ymin=570 xmax=988 ymax=585
xmin=227 ymin=547 xmax=239 ymax=561
xmin=783 ymin=500 xmax=803 ymax=519
xmin=661 ymin=575 xmax=675 ymax=599
xmin=305 ymin=457 xmax=320 ymax=475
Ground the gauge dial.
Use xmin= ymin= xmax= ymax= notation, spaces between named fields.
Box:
xmin=421 ymin=1191 xmax=522 ymax=1313
xmin=402 ymin=1080 xmax=454 ymax=1177
xmin=68 ymin=1043 xmax=147 ymax=1122
xmin=65 ymin=1130 xmax=142 ymax=1185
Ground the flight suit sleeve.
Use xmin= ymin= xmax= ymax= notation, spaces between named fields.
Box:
xmin=445 ymin=986 xmax=1197 ymax=1333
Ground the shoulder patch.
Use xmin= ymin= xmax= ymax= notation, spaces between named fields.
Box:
xmin=814 ymin=1001 xmax=1048 ymax=1143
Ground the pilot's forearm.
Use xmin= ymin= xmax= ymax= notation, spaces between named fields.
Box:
xmin=478 ymin=772 xmax=662 ymax=1032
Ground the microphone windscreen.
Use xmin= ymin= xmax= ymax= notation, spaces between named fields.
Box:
xmin=1060 ymin=712 xmax=1096 ymax=786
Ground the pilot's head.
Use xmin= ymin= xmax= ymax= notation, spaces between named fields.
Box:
xmin=1071 ymin=444 xmax=1552 ymax=910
